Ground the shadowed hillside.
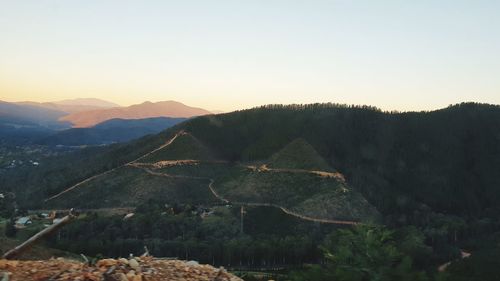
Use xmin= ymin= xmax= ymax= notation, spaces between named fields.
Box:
xmin=2 ymin=103 xmax=500 ymax=220
xmin=267 ymin=138 xmax=334 ymax=171
xmin=140 ymin=132 xmax=219 ymax=162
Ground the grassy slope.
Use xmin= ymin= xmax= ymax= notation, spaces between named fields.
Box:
xmin=267 ymin=138 xmax=334 ymax=171
xmin=141 ymin=133 xmax=218 ymax=163
xmin=49 ymin=166 xmax=218 ymax=209
xmin=7 ymin=103 xmax=500 ymax=218
xmin=46 ymin=134 xmax=378 ymax=222
xmin=217 ymin=170 xmax=379 ymax=222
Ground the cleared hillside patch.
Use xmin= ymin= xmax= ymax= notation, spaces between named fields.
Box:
xmin=267 ymin=138 xmax=334 ymax=171
xmin=47 ymin=166 xmax=218 ymax=209
xmin=140 ymin=133 xmax=217 ymax=163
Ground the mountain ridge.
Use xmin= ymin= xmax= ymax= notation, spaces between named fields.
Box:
xmin=2 ymin=102 xmax=500 ymax=222
xmin=60 ymin=100 xmax=212 ymax=127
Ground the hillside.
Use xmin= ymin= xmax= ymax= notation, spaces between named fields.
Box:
xmin=2 ymin=103 xmax=500 ymax=221
xmin=140 ymin=132 xmax=219 ymax=162
xmin=0 ymin=101 xmax=70 ymax=144
xmin=17 ymin=98 xmax=119 ymax=114
xmin=0 ymin=101 xmax=69 ymax=129
xmin=42 ymin=130 xmax=376 ymax=222
xmin=60 ymin=101 xmax=212 ymax=127
xmin=267 ymin=138 xmax=334 ymax=171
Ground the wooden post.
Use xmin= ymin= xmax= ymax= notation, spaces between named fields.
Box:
xmin=2 ymin=209 xmax=78 ymax=260
xmin=240 ymin=206 xmax=245 ymax=235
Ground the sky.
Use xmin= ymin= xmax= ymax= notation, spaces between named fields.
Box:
xmin=0 ymin=0 xmax=499 ymax=112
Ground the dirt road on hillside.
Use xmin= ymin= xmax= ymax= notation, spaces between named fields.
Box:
xmin=44 ymin=131 xmax=186 ymax=202
xmin=43 ymin=130 xmax=361 ymax=226
xmin=130 ymin=163 xmax=360 ymax=225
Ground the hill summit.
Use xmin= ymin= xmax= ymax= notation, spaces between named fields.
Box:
xmin=267 ymin=138 xmax=333 ymax=171
xmin=141 ymin=132 xmax=218 ymax=162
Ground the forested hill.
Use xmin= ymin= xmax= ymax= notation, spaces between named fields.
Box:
xmin=3 ymin=102 xmax=500 ymax=219
xmin=178 ymin=102 xmax=500 ymax=216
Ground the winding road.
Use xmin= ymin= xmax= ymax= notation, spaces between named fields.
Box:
xmin=43 ymin=130 xmax=360 ymax=225
xmin=130 ymin=162 xmax=360 ymax=225
xmin=44 ymin=131 xmax=187 ymax=202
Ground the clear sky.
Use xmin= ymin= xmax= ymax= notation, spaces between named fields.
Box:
xmin=1 ymin=0 xmax=499 ymax=112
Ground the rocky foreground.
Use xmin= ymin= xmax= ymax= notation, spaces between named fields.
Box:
xmin=0 ymin=257 xmax=242 ymax=281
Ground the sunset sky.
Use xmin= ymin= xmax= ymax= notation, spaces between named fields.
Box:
xmin=1 ymin=0 xmax=499 ymax=112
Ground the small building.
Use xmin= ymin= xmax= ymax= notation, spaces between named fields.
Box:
xmin=123 ymin=213 xmax=135 ymax=220
xmin=15 ymin=217 xmax=32 ymax=228
xmin=200 ymin=210 xmax=214 ymax=218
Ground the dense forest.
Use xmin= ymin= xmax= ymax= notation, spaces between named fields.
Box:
xmin=1 ymin=102 xmax=500 ymax=280
xmin=3 ymin=102 xmax=500 ymax=217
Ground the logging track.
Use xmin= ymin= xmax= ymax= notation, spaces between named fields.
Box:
xmin=43 ymin=130 xmax=360 ymax=225
xmin=129 ymin=162 xmax=360 ymax=225
xmin=44 ymin=131 xmax=187 ymax=202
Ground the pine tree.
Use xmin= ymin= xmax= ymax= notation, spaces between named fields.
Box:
xmin=5 ymin=217 xmax=17 ymax=238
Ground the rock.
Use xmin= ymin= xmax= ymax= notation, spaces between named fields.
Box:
xmin=97 ymin=259 xmax=117 ymax=267
xmin=116 ymin=273 xmax=129 ymax=281
xmin=128 ymin=259 xmax=140 ymax=271
xmin=185 ymin=261 xmax=199 ymax=266
xmin=0 ymin=258 xmax=243 ymax=281
xmin=126 ymin=270 xmax=136 ymax=281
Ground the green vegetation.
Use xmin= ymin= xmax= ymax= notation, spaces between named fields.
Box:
xmin=4 ymin=217 xmax=16 ymax=237
xmin=45 ymin=203 xmax=334 ymax=267
xmin=5 ymin=102 xmax=500 ymax=218
xmin=267 ymin=138 xmax=333 ymax=171
xmin=290 ymin=225 xmax=431 ymax=281
xmin=141 ymin=133 xmax=218 ymax=163
xmin=49 ymin=166 xmax=219 ymax=209
xmin=0 ymin=217 xmax=78 ymax=260
xmin=2 ymin=102 xmax=500 ymax=279
xmin=217 ymin=170 xmax=379 ymax=222
xmin=44 ymin=133 xmax=378 ymax=222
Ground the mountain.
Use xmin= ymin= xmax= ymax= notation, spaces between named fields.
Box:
xmin=17 ymin=98 xmax=120 ymax=114
xmin=3 ymin=102 xmax=500 ymax=223
xmin=0 ymin=101 xmax=68 ymax=128
xmin=38 ymin=117 xmax=186 ymax=146
xmin=53 ymin=98 xmax=120 ymax=108
xmin=267 ymin=138 xmax=334 ymax=171
xmin=17 ymin=102 xmax=110 ymax=114
xmin=59 ymin=101 xmax=212 ymax=127
xmin=0 ymin=101 xmax=71 ymax=144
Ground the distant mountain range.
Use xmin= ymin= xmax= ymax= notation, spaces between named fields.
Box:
xmin=60 ymin=101 xmax=212 ymax=127
xmin=8 ymin=102 xmax=500 ymax=223
xmin=52 ymin=98 xmax=120 ymax=108
xmin=0 ymin=101 xmax=70 ymax=129
xmin=17 ymin=98 xmax=120 ymax=114
xmin=0 ymin=99 xmax=210 ymax=145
